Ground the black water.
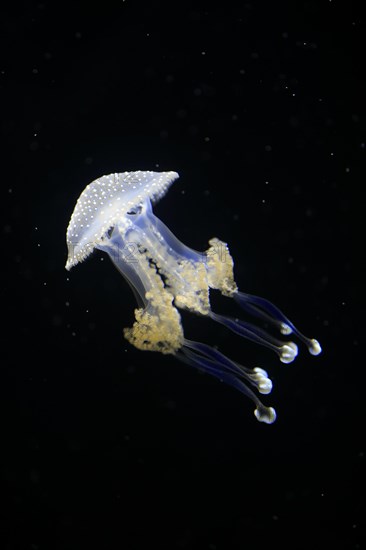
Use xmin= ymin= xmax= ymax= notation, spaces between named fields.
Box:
xmin=1 ymin=1 xmax=364 ymax=549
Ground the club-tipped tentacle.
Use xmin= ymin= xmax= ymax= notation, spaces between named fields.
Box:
xmin=179 ymin=339 xmax=276 ymax=423
xmin=209 ymin=311 xmax=298 ymax=364
xmin=233 ymin=291 xmax=322 ymax=356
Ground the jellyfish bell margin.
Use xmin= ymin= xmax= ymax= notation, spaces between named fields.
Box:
xmin=65 ymin=170 xmax=322 ymax=424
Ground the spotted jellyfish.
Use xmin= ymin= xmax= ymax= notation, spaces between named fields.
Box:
xmin=65 ymin=170 xmax=321 ymax=423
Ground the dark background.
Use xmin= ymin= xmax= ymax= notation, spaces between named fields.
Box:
xmin=1 ymin=1 xmax=364 ymax=549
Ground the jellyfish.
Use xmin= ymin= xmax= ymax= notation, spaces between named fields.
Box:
xmin=65 ymin=171 xmax=321 ymax=423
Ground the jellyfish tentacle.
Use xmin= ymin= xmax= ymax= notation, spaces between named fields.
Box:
xmin=121 ymin=199 xmax=210 ymax=315
xmin=209 ymin=311 xmax=298 ymax=364
xmin=183 ymin=339 xmax=273 ymax=394
xmin=233 ymin=291 xmax=322 ymax=356
xmin=179 ymin=340 xmax=276 ymax=424
xmin=140 ymin=202 xmax=203 ymax=263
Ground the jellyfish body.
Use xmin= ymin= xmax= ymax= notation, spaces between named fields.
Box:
xmin=66 ymin=171 xmax=321 ymax=423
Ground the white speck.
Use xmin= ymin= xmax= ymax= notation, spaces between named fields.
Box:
xmin=201 ymin=51 xmax=206 ymax=56
xmin=204 ymin=136 xmax=210 ymax=142
xmin=345 ymin=167 xmax=350 ymax=173
xmin=65 ymin=301 xmax=70 ymax=307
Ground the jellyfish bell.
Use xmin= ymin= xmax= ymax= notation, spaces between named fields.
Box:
xmin=66 ymin=170 xmax=321 ymax=424
xmin=65 ymin=171 xmax=179 ymax=271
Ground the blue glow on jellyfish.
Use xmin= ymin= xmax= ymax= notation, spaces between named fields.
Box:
xmin=66 ymin=171 xmax=321 ymax=423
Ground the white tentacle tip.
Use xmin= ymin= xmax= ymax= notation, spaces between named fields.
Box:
xmin=309 ymin=339 xmax=322 ymax=356
xmin=258 ymin=380 xmax=273 ymax=394
xmin=279 ymin=342 xmax=298 ymax=363
xmin=280 ymin=322 xmax=292 ymax=335
xmin=253 ymin=368 xmax=273 ymax=394
xmin=254 ymin=406 xmax=277 ymax=424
